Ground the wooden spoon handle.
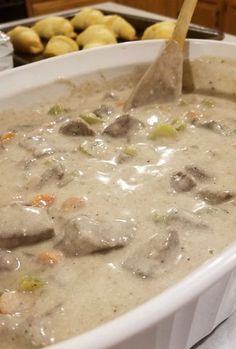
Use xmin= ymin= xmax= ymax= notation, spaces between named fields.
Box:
xmin=172 ymin=0 xmax=198 ymax=49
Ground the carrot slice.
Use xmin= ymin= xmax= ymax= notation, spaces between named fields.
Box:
xmin=61 ymin=197 xmax=85 ymax=211
xmin=0 ymin=291 xmax=21 ymax=314
xmin=31 ymin=194 xmax=55 ymax=208
xmin=116 ymin=100 xmax=126 ymax=107
xmin=1 ymin=131 xmax=16 ymax=142
xmin=36 ymin=250 xmax=63 ymax=265
xmin=185 ymin=110 xmax=202 ymax=121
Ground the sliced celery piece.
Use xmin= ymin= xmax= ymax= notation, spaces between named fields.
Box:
xmin=123 ymin=145 xmax=137 ymax=157
xmin=149 ymin=123 xmax=178 ymax=140
xmin=48 ymin=104 xmax=70 ymax=116
xmin=19 ymin=276 xmax=44 ymax=292
xmin=80 ymin=112 xmax=102 ymax=125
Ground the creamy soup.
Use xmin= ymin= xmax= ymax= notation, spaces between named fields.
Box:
xmin=0 ymin=57 xmax=236 ymax=349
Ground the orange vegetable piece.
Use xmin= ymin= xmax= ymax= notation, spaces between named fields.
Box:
xmin=1 ymin=131 xmax=16 ymax=142
xmin=0 ymin=291 xmax=21 ymax=314
xmin=61 ymin=196 xmax=85 ymax=211
xmin=116 ymin=100 xmax=126 ymax=107
xmin=31 ymin=194 xmax=55 ymax=208
xmin=185 ymin=110 xmax=202 ymax=122
xmin=36 ymin=250 xmax=63 ymax=265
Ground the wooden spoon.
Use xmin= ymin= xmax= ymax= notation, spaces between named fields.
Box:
xmin=124 ymin=0 xmax=198 ymax=110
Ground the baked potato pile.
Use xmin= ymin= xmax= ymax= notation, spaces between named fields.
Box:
xmin=7 ymin=7 xmax=176 ymax=58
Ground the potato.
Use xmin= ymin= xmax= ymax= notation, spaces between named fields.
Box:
xmin=44 ymin=35 xmax=78 ymax=57
xmin=33 ymin=16 xmax=76 ymax=40
xmin=142 ymin=21 xmax=176 ymax=40
xmin=7 ymin=26 xmax=43 ymax=55
xmin=76 ymin=24 xmax=117 ymax=49
xmin=71 ymin=8 xmax=104 ymax=30
xmin=102 ymin=15 xmax=136 ymax=40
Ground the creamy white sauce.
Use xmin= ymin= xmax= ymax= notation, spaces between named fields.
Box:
xmin=0 ymin=57 xmax=236 ymax=349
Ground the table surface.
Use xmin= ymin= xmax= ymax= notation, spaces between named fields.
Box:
xmin=1 ymin=2 xmax=236 ymax=348
xmin=96 ymin=4 xmax=236 ymax=349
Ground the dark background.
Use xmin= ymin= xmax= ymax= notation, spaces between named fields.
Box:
xmin=0 ymin=0 xmax=27 ymax=23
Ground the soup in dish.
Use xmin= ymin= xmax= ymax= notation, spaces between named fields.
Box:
xmin=0 ymin=56 xmax=236 ymax=349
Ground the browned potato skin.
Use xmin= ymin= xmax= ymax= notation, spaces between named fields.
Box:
xmin=8 ymin=8 xmax=138 ymax=57
xmin=102 ymin=15 xmax=136 ymax=40
xmin=32 ymin=16 xmax=76 ymax=40
xmin=71 ymin=8 xmax=104 ymax=30
xmin=76 ymin=24 xmax=117 ymax=49
xmin=44 ymin=35 xmax=78 ymax=57
xmin=7 ymin=26 xmax=44 ymax=55
xmin=142 ymin=21 xmax=176 ymax=40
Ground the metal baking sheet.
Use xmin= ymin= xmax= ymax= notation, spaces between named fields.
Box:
xmin=0 ymin=8 xmax=224 ymax=67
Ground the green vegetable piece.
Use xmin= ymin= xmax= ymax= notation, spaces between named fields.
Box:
xmin=170 ymin=117 xmax=186 ymax=131
xmin=170 ymin=116 xmax=179 ymax=125
xmin=79 ymin=141 xmax=93 ymax=157
xmin=123 ymin=145 xmax=137 ymax=157
xmin=149 ymin=123 xmax=178 ymax=140
xmin=152 ymin=212 xmax=168 ymax=224
xmin=19 ymin=276 xmax=44 ymax=292
xmin=80 ymin=112 xmax=102 ymax=125
xmin=48 ymin=104 xmax=70 ymax=116
xmin=202 ymin=99 xmax=215 ymax=108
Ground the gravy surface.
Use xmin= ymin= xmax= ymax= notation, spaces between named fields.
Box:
xmin=0 ymin=57 xmax=236 ymax=348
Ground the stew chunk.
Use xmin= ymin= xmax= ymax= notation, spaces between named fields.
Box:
xmin=57 ymin=215 xmax=135 ymax=256
xmin=0 ymin=204 xmax=54 ymax=248
xmin=171 ymin=171 xmax=196 ymax=192
xmin=123 ymin=230 xmax=180 ymax=278
xmin=0 ymin=250 xmax=20 ymax=271
xmin=103 ymin=114 xmax=142 ymax=137
xmin=198 ymin=189 xmax=234 ymax=205
xmin=59 ymin=118 xmax=95 ymax=136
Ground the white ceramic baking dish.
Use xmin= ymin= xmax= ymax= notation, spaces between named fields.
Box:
xmin=0 ymin=39 xmax=236 ymax=349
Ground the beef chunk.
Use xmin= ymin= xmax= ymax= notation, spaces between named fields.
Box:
xmin=57 ymin=215 xmax=135 ymax=256
xmin=25 ymin=161 xmax=67 ymax=190
xmin=198 ymin=189 xmax=234 ymax=205
xmin=59 ymin=119 xmax=95 ymax=136
xmin=0 ymin=250 xmax=20 ymax=271
xmin=185 ymin=165 xmax=210 ymax=181
xmin=163 ymin=209 xmax=208 ymax=229
xmin=171 ymin=171 xmax=196 ymax=192
xmin=39 ymin=162 xmax=65 ymax=188
xmin=193 ymin=119 xmax=227 ymax=136
xmin=0 ymin=204 xmax=54 ymax=248
xmin=17 ymin=315 xmax=56 ymax=347
xmin=42 ymin=163 xmax=64 ymax=181
xmin=20 ymin=135 xmax=54 ymax=158
xmin=123 ymin=230 xmax=180 ymax=278
xmin=93 ymin=104 xmax=113 ymax=118
xmin=103 ymin=114 xmax=142 ymax=137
